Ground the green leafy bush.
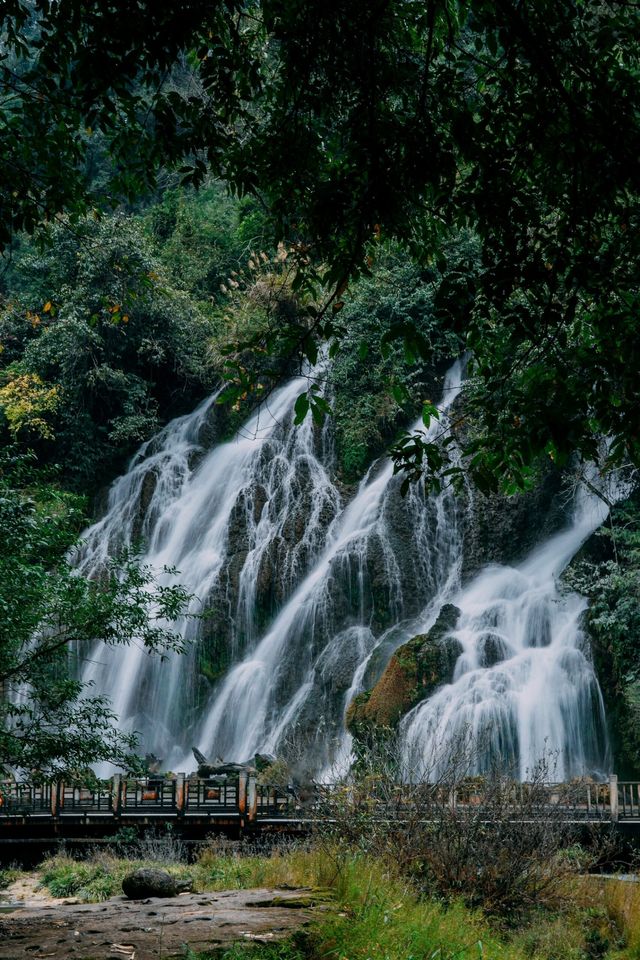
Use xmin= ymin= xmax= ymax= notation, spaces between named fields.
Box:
xmin=0 ymin=213 xmax=216 ymax=487
xmin=0 ymin=468 xmax=194 ymax=777
xmin=0 ymin=867 xmax=20 ymax=891
xmin=145 ymin=182 xmax=268 ymax=302
xmin=329 ymin=241 xmax=466 ymax=481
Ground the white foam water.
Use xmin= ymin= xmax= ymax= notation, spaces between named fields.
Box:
xmin=400 ymin=479 xmax=613 ymax=781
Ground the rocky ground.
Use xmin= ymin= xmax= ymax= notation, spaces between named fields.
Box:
xmin=0 ymin=882 xmax=322 ymax=960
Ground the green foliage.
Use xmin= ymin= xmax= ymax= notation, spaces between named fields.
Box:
xmin=0 ymin=368 xmax=61 ymax=441
xmin=0 ymin=867 xmax=20 ymax=891
xmin=0 ymin=467 xmax=194 ymax=777
xmin=102 ymin=826 xmax=139 ymax=856
xmin=39 ymin=852 xmax=192 ymax=903
xmin=40 ymin=858 xmax=116 ymax=901
xmin=30 ymin=845 xmax=640 ymax=959
xmin=145 ymin=182 xmax=269 ymax=302
xmin=330 ymin=241 xmax=465 ymax=482
xmin=0 ymin=214 xmax=215 ymax=486
xmin=0 ymin=0 xmax=264 ymax=243
xmin=199 ymin=946 xmax=306 ymax=960
xmin=1 ymin=2 xmax=639 ymax=490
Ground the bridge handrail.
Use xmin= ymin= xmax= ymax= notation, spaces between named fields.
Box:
xmin=0 ymin=774 xmax=635 ymax=823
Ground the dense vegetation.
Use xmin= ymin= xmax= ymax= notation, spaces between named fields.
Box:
xmin=0 ymin=183 xmax=460 ymax=776
xmin=0 ymin=8 xmax=638 ymax=958
xmin=0 ymin=451 xmax=194 ymax=777
xmin=0 ymin=160 xmax=638 ymax=777
xmin=0 ymin=16 xmax=640 ymax=960
xmin=1 ymin=1 xmax=640 ymax=494
xmin=0 ymin=190 xmax=454 ymax=486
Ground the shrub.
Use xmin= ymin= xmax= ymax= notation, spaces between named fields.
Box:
xmin=0 ymin=867 xmax=20 ymax=891
xmin=314 ymin=733 xmax=600 ymax=917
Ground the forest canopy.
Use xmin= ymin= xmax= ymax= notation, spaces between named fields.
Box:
xmin=1 ymin=0 xmax=639 ymax=491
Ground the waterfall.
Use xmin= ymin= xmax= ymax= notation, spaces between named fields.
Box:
xmin=75 ymin=354 xmax=613 ymax=779
xmin=75 ymin=361 xmax=464 ymax=773
xmin=400 ymin=480 xmax=612 ymax=782
xmin=190 ymin=360 xmax=465 ymax=771
xmin=76 ymin=373 xmax=342 ymax=769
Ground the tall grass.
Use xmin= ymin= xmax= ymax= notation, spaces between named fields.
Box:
xmin=600 ymin=878 xmax=640 ymax=957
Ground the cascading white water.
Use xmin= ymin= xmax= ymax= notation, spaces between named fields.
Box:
xmin=400 ymin=481 xmax=612 ymax=781
xmin=190 ymin=360 xmax=465 ymax=770
xmin=76 ymin=373 xmax=342 ymax=768
xmin=75 ymin=352 xmax=614 ymax=780
xmin=75 ymin=360 xmax=465 ymax=772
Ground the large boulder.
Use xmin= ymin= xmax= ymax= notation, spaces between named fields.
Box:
xmin=122 ymin=868 xmax=191 ymax=900
xmin=347 ymin=603 xmax=462 ymax=732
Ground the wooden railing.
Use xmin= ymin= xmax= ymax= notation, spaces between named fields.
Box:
xmin=0 ymin=772 xmax=292 ymax=824
xmin=0 ymin=773 xmax=638 ymax=824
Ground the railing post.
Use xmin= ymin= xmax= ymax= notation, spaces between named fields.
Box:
xmin=238 ymin=771 xmax=247 ymax=825
xmin=175 ymin=773 xmax=186 ymax=815
xmin=247 ymin=774 xmax=257 ymax=823
xmin=609 ymin=774 xmax=619 ymax=822
xmin=448 ymin=786 xmax=457 ymax=814
xmin=111 ymin=774 xmax=121 ymax=816
xmin=50 ymin=782 xmax=60 ymax=817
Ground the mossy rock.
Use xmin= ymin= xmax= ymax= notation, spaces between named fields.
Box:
xmin=347 ymin=604 xmax=461 ymax=732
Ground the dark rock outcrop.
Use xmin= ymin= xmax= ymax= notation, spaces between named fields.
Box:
xmin=462 ymin=466 xmax=568 ymax=578
xmin=478 ymin=632 xmax=510 ymax=667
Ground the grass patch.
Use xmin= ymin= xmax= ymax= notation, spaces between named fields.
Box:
xmin=570 ymin=876 xmax=640 ymax=959
xmin=191 ymin=947 xmax=306 ymax=960
xmin=39 ymin=852 xmax=193 ymax=902
xmin=194 ymin=842 xmax=340 ymax=893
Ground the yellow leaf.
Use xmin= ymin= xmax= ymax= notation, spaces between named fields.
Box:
xmin=43 ymin=301 xmax=52 ymax=313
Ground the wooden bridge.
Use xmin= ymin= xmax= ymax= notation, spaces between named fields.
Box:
xmin=2 ymin=772 xmax=640 ymax=841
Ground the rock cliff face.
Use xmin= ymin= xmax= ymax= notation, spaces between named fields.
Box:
xmin=346 ymin=604 xmax=461 ymax=734
xmin=461 ymin=466 xmax=568 ymax=578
